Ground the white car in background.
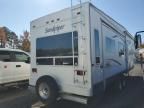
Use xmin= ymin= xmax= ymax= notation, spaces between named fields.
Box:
xmin=135 ymin=48 xmax=144 ymax=61
xmin=0 ymin=48 xmax=30 ymax=88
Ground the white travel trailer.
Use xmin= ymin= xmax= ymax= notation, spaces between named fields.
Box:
xmin=30 ymin=2 xmax=135 ymax=104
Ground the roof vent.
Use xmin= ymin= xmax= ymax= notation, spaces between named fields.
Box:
xmin=32 ymin=25 xmax=36 ymax=28
xmin=46 ymin=21 xmax=49 ymax=24
xmin=57 ymin=18 xmax=60 ymax=21
xmin=51 ymin=20 xmax=54 ymax=23
xmin=77 ymin=12 xmax=81 ymax=15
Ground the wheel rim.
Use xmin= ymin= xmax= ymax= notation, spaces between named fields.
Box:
xmin=39 ymin=82 xmax=50 ymax=100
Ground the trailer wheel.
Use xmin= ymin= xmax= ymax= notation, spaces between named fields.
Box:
xmin=36 ymin=77 xmax=58 ymax=105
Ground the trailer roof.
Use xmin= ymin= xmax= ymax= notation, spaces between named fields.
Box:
xmin=89 ymin=3 xmax=134 ymax=39
xmin=31 ymin=2 xmax=133 ymax=39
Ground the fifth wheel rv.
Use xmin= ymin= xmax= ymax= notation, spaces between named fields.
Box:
xmin=30 ymin=2 xmax=135 ymax=104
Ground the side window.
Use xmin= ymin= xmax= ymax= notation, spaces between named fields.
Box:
xmin=0 ymin=51 xmax=11 ymax=62
xmin=127 ymin=40 xmax=134 ymax=55
xmin=94 ymin=29 xmax=100 ymax=64
xmin=14 ymin=52 xmax=29 ymax=62
xmin=106 ymin=37 xmax=116 ymax=53
xmin=118 ymin=42 xmax=125 ymax=56
xmin=37 ymin=58 xmax=53 ymax=65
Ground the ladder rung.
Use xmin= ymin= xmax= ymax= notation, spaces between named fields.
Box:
xmin=76 ymin=36 xmax=87 ymax=40
xmin=62 ymin=94 xmax=88 ymax=104
xmin=72 ymin=21 xmax=83 ymax=25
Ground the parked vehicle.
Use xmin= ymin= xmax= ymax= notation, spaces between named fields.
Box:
xmin=0 ymin=48 xmax=30 ymax=87
xmin=30 ymin=2 xmax=135 ymax=104
xmin=135 ymin=31 xmax=144 ymax=61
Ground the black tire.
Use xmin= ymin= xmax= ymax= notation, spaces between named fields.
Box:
xmin=120 ymin=74 xmax=127 ymax=89
xmin=105 ymin=74 xmax=127 ymax=92
xmin=36 ymin=76 xmax=58 ymax=105
xmin=116 ymin=74 xmax=127 ymax=91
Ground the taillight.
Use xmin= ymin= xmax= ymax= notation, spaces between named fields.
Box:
xmin=32 ymin=68 xmax=37 ymax=73
xmin=75 ymin=70 xmax=86 ymax=76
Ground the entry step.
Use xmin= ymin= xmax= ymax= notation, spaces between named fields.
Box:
xmin=32 ymin=101 xmax=45 ymax=108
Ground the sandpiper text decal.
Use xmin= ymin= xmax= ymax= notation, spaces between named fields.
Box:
xmin=45 ymin=25 xmax=65 ymax=33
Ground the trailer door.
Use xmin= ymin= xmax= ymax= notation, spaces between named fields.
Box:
xmin=91 ymin=29 xmax=104 ymax=87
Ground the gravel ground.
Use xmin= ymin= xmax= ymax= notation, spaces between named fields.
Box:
xmin=0 ymin=63 xmax=144 ymax=108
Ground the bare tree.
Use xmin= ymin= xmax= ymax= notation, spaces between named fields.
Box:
xmin=21 ymin=30 xmax=30 ymax=52
xmin=0 ymin=27 xmax=6 ymax=48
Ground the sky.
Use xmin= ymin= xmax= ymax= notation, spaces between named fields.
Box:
xmin=0 ymin=0 xmax=144 ymax=36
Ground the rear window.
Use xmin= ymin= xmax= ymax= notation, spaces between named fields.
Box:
xmin=36 ymin=31 xmax=78 ymax=57
xmin=36 ymin=31 xmax=78 ymax=65
xmin=0 ymin=51 xmax=11 ymax=62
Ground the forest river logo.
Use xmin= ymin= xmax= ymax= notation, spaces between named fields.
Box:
xmin=45 ymin=25 xmax=65 ymax=33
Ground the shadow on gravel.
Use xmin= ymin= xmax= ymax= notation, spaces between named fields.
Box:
xmin=39 ymin=76 xmax=144 ymax=108
xmin=0 ymin=86 xmax=36 ymax=108
xmin=0 ymin=75 xmax=143 ymax=108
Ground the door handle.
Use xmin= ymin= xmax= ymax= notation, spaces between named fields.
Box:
xmin=16 ymin=65 xmax=21 ymax=67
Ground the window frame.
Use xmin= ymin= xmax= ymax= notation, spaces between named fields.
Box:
xmin=105 ymin=37 xmax=116 ymax=54
xmin=36 ymin=31 xmax=79 ymax=66
xmin=94 ymin=29 xmax=100 ymax=64
xmin=0 ymin=50 xmax=13 ymax=62
xmin=13 ymin=51 xmax=29 ymax=63
xmin=118 ymin=41 xmax=125 ymax=56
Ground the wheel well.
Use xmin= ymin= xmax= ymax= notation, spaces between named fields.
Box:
xmin=36 ymin=75 xmax=59 ymax=104
xmin=36 ymin=75 xmax=59 ymax=90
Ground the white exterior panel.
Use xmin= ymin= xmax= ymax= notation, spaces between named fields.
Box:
xmin=30 ymin=3 xmax=92 ymax=96
xmin=30 ymin=2 xmax=135 ymax=101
